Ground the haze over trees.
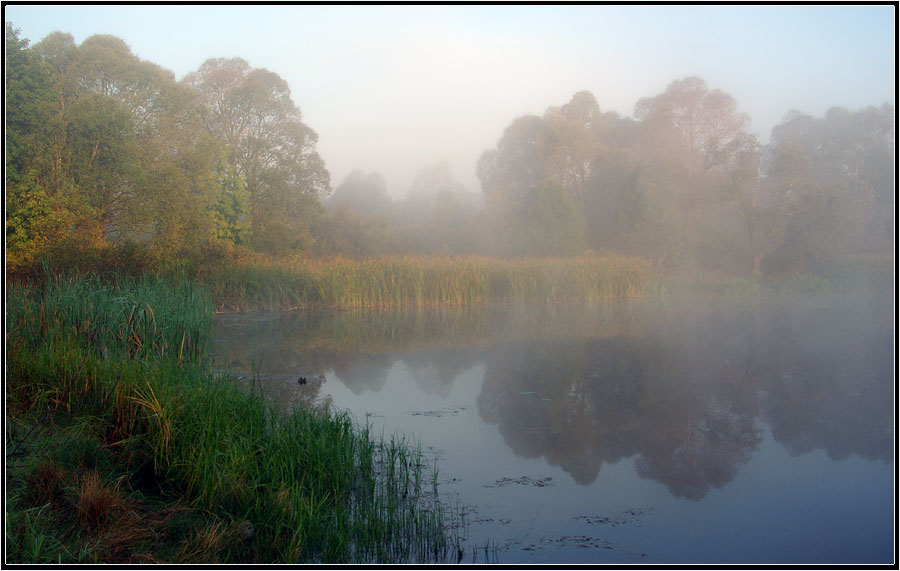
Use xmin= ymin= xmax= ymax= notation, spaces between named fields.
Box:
xmin=6 ymin=24 xmax=894 ymax=277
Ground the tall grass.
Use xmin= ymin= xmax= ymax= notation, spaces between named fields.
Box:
xmin=6 ymin=274 xmax=454 ymax=563
xmin=197 ymin=254 xmax=657 ymax=312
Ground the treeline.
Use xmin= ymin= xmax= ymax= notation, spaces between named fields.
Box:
xmin=5 ymin=24 xmax=327 ymax=271
xmin=6 ymin=24 xmax=894 ymax=277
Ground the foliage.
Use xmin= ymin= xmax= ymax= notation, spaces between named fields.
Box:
xmin=509 ymin=178 xmax=586 ymax=256
xmin=476 ymin=80 xmax=892 ymax=270
xmin=183 ymin=57 xmax=330 ymax=255
xmin=5 ymin=26 xmax=328 ymax=268
xmin=5 ymin=23 xmax=893 ymax=272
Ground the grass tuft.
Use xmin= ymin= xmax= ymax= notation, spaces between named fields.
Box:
xmin=76 ymin=471 xmax=122 ymax=533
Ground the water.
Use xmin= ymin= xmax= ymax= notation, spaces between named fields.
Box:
xmin=211 ymin=293 xmax=895 ymax=564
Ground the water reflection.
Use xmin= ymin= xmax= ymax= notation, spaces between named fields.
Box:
xmin=479 ymin=335 xmax=762 ymax=498
xmin=212 ymin=294 xmax=893 ymax=500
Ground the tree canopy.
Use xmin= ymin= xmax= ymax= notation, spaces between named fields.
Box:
xmin=6 ymin=24 xmax=894 ymax=273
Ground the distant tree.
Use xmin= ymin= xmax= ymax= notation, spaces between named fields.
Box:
xmin=389 ymin=162 xmax=483 ymax=255
xmin=510 ymin=178 xmax=585 ymax=256
xmin=326 ymin=170 xmax=392 ymax=216
xmin=311 ymin=207 xmax=392 ymax=257
xmin=399 ymin=162 xmax=474 ymax=221
xmin=427 ymin=189 xmax=483 ymax=255
xmin=633 ymin=77 xmax=756 ymax=264
xmin=477 ymin=114 xmax=547 ymax=217
xmin=769 ymin=105 xmax=895 ymax=254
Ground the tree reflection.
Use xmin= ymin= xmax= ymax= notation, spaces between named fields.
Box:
xmin=332 ymin=357 xmax=391 ymax=394
xmin=757 ymin=295 xmax=894 ymax=463
xmin=213 ymin=294 xmax=894 ymax=499
xmin=478 ymin=330 xmax=762 ymax=498
xmin=399 ymin=348 xmax=484 ymax=397
xmin=475 ymin=295 xmax=892 ymax=497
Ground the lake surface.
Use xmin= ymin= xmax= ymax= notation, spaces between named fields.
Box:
xmin=211 ymin=293 xmax=895 ymax=564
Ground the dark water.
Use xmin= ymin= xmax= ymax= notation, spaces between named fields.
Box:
xmin=211 ymin=294 xmax=895 ymax=564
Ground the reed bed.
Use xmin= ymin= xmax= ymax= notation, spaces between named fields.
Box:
xmin=6 ymin=275 xmax=454 ymax=563
xmin=197 ymin=254 xmax=657 ymax=312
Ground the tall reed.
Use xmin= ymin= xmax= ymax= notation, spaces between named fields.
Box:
xmin=197 ymin=254 xmax=656 ymax=312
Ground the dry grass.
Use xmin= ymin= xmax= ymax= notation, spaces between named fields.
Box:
xmin=23 ymin=460 xmax=69 ymax=508
xmin=175 ymin=521 xmax=229 ymax=563
xmin=76 ymin=471 xmax=122 ymax=533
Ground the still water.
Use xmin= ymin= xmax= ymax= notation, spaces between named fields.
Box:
xmin=211 ymin=293 xmax=894 ymax=564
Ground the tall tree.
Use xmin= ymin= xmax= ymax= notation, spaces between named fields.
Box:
xmin=634 ymin=77 xmax=754 ymax=262
xmin=542 ymin=91 xmax=601 ymax=205
xmin=7 ymin=27 xmax=219 ymax=264
xmin=184 ymin=58 xmax=329 ymax=253
xmin=5 ymin=24 xmax=75 ymax=264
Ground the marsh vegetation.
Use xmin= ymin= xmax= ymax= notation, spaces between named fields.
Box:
xmin=6 ymin=275 xmax=457 ymax=563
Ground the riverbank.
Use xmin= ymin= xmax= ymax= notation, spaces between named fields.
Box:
xmin=5 ymin=275 xmax=455 ymax=564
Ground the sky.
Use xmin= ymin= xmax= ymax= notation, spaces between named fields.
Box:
xmin=5 ymin=4 xmax=895 ymax=198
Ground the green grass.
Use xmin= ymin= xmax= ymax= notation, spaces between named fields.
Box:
xmin=6 ymin=274 xmax=456 ymax=563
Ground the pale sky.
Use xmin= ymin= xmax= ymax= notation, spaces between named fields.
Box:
xmin=5 ymin=4 xmax=895 ymax=198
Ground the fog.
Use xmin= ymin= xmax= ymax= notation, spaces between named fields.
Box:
xmin=6 ymin=5 xmax=894 ymax=197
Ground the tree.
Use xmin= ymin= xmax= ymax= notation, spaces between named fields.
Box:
xmin=635 ymin=77 xmax=749 ymax=176
xmin=184 ymin=58 xmax=329 ymax=254
xmin=616 ymin=162 xmax=685 ymax=264
xmin=477 ymin=114 xmax=547 ymax=217
xmin=511 ymin=178 xmax=585 ymax=256
xmin=477 ymin=106 xmax=591 ymax=255
xmin=634 ymin=77 xmax=753 ymax=257
xmin=542 ymin=91 xmax=601 ymax=205
xmin=326 ymin=170 xmax=391 ymax=216
xmin=7 ymin=27 xmax=220 ymax=265
xmin=582 ymin=113 xmax=641 ymax=252
xmin=5 ymin=24 xmax=71 ymax=264
xmin=770 ymin=105 xmax=895 ymax=254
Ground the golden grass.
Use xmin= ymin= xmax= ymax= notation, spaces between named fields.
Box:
xmin=198 ymin=254 xmax=657 ymax=312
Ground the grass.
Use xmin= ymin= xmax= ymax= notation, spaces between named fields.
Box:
xmin=6 ymin=274 xmax=457 ymax=564
xmin=192 ymin=251 xmax=893 ymax=312
xmin=194 ymin=254 xmax=658 ymax=312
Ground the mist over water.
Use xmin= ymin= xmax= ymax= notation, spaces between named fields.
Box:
xmin=212 ymin=292 xmax=894 ymax=563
